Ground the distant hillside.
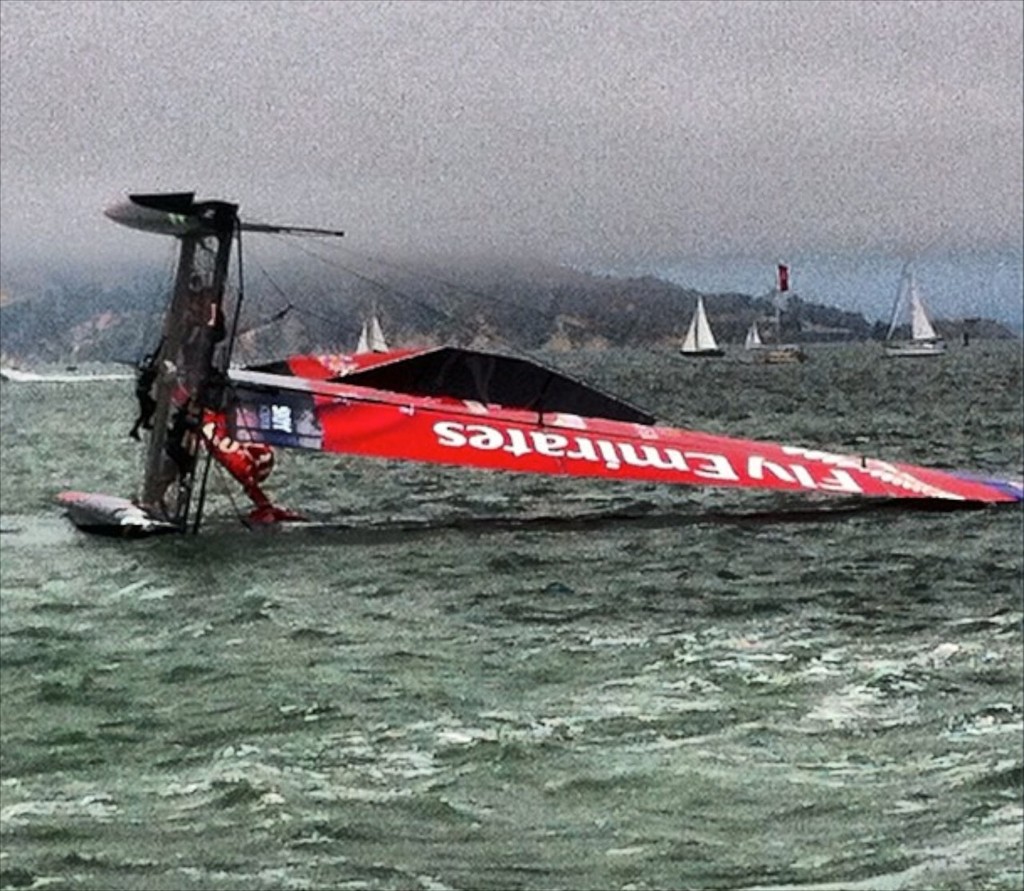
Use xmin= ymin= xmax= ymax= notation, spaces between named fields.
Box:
xmin=0 ymin=255 xmax=1016 ymax=364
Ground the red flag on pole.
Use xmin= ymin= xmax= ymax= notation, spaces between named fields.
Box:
xmin=777 ymin=264 xmax=790 ymax=292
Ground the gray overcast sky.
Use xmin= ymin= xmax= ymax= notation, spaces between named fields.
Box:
xmin=1 ymin=0 xmax=1021 ymax=278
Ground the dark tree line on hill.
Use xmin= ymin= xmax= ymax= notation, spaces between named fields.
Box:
xmin=0 ymin=257 xmax=1014 ymax=364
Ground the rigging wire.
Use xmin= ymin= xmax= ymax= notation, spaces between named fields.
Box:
xmin=239 ymin=243 xmax=428 ymax=355
xmin=202 ymin=452 xmax=255 ymax=531
xmin=242 ymin=253 xmax=355 ymax=353
xmin=245 ymin=231 xmax=574 ymax=359
xmin=251 ymin=256 xmax=332 ymax=327
xmin=234 ymin=303 xmax=295 ymax=342
xmin=260 ymin=233 xmax=456 ymax=329
xmin=132 ymin=240 xmax=179 ymax=364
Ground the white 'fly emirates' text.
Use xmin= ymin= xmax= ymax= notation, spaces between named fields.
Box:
xmin=433 ymin=421 xmax=863 ymax=493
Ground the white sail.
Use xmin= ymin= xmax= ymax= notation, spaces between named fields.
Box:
xmin=355 ymin=315 xmax=388 ymax=354
xmin=367 ymin=315 xmax=388 ymax=352
xmin=744 ymin=321 xmax=763 ymax=349
xmin=682 ymin=296 xmax=719 ymax=353
xmin=908 ymin=278 xmax=938 ymax=341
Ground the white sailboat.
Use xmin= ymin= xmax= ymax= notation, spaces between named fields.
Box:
xmin=680 ymin=296 xmax=724 ymax=357
xmin=355 ymin=314 xmax=388 ymax=354
xmin=884 ymin=264 xmax=946 ymax=358
xmin=744 ymin=321 xmax=763 ymax=350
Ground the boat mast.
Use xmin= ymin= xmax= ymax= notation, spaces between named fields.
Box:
xmin=774 ymin=263 xmax=789 ymax=344
xmin=137 ymin=202 xmax=238 ymax=527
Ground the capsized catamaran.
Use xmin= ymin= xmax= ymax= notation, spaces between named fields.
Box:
xmin=57 ymin=193 xmax=1022 ymax=536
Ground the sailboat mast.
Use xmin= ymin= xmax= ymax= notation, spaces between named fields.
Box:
xmin=774 ymin=262 xmax=789 ymax=344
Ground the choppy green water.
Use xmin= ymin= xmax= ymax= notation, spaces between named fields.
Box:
xmin=2 ymin=343 xmax=1022 ymax=891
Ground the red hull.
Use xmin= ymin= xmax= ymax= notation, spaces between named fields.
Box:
xmin=225 ymin=362 xmax=1022 ymax=505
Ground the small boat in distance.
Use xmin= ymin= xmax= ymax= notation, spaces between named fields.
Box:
xmin=747 ymin=264 xmax=807 ymax=364
xmin=355 ymin=313 xmax=388 ymax=354
xmin=680 ymin=295 xmax=724 ymax=357
xmin=884 ymin=264 xmax=946 ymax=358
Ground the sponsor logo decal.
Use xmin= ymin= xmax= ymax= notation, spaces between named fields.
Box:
xmin=433 ymin=421 xmax=870 ymax=493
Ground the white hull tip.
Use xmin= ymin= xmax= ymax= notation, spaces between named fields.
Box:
xmin=57 ymin=491 xmax=181 ymax=537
